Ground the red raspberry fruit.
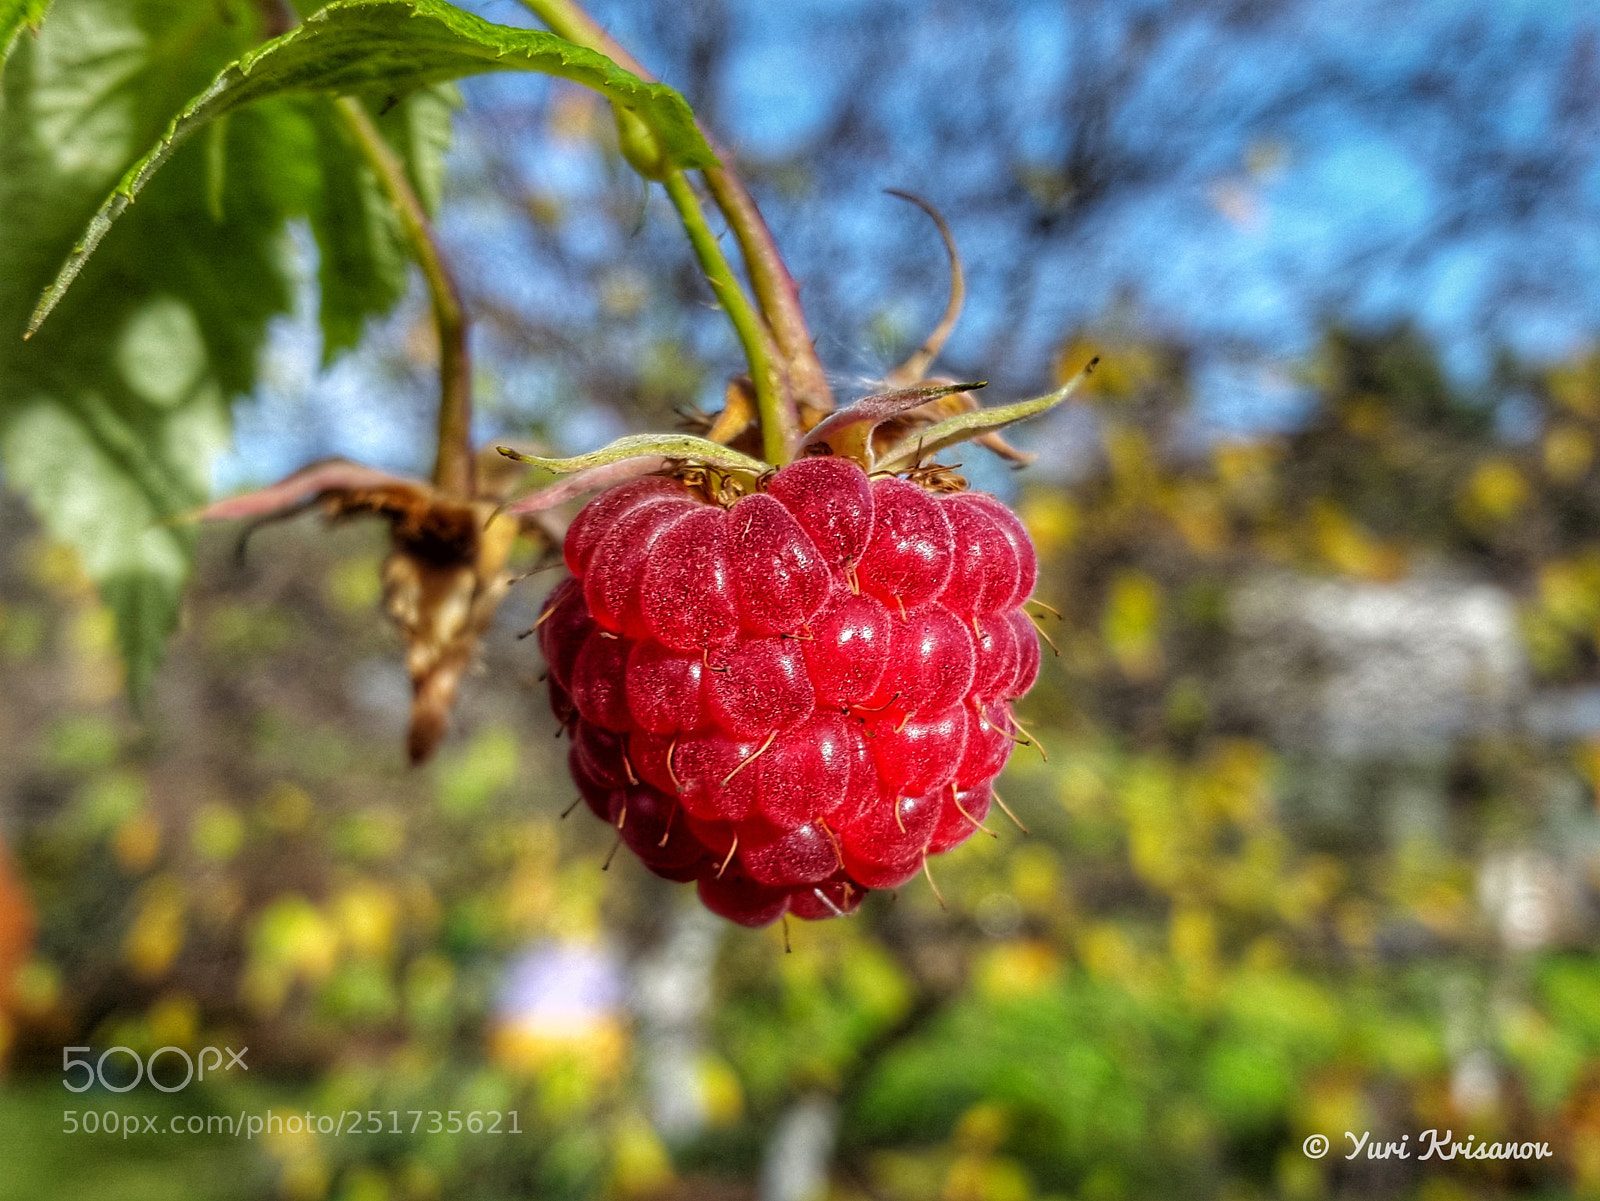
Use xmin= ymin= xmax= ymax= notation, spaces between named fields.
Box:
xmin=539 ymin=456 xmax=1038 ymax=926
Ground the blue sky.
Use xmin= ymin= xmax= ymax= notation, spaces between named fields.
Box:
xmin=218 ymin=0 xmax=1600 ymax=490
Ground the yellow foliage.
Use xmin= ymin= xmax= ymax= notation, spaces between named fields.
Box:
xmin=1547 ymin=349 xmax=1600 ymax=418
xmin=1169 ymin=906 xmax=1217 ymax=976
xmin=1309 ymin=500 xmax=1405 ymax=580
xmin=333 ymin=882 xmax=400 ymax=961
xmin=12 ymin=959 xmax=61 ymax=1018
xmin=324 ymin=554 xmax=384 ymax=616
xmin=694 ymin=1054 xmax=746 ymax=1127
xmin=1335 ymin=899 xmax=1379 ymax=954
xmin=1544 ymin=422 xmax=1594 ymax=482
xmin=1056 ymin=755 xmax=1109 ymax=817
xmin=502 ymin=820 xmax=562 ymax=935
xmin=338 ymin=1166 xmax=390 ymax=1201
xmin=124 ymin=875 xmax=185 ymax=980
xmin=976 ymin=941 xmax=1060 ymax=998
xmin=491 ymin=1016 xmax=627 ymax=1080
xmin=953 ymin=1103 xmax=1009 ymax=1153
xmin=1120 ymin=758 xmax=1183 ymax=890
xmin=242 ymin=895 xmax=340 ymax=1014
xmin=22 ymin=538 xmax=93 ymax=599
xmin=1016 ymin=493 xmax=1078 ymax=557
xmin=1007 ymin=845 xmax=1060 ymax=911
xmin=1537 ymin=556 xmax=1600 ymax=632
xmin=1057 ymin=335 xmax=1166 ymax=403
xmin=147 ymin=992 xmax=200 ymax=1049
xmin=1339 ymin=393 xmax=1390 ymax=437
xmin=1573 ymin=740 xmax=1600 ymax=810
xmin=1101 ymin=570 xmax=1163 ymax=680
xmin=1078 ymin=923 xmax=1140 ymax=986
xmin=190 ymin=801 xmax=245 ymax=862
xmin=1102 ymin=425 xmax=1157 ymax=500
xmin=1194 ymin=739 xmax=1273 ymax=826
xmin=1212 ymin=439 xmax=1282 ymax=511
xmin=276 ymin=1145 xmax=330 ymax=1201
xmin=1164 ymin=480 xmax=1229 ymax=555
xmin=610 ymin=1113 xmax=674 ymax=1197
xmin=113 ymin=810 xmax=162 ymax=873
xmin=943 ymin=1152 xmax=1033 ymax=1201
xmin=261 ymin=782 xmax=313 ymax=833
xmin=1459 ymin=458 xmax=1530 ymax=525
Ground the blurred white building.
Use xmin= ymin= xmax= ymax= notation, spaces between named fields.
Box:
xmin=1230 ymin=573 xmax=1526 ymax=755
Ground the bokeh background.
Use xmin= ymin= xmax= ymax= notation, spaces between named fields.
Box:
xmin=6 ymin=1 xmax=1600 ymax=1198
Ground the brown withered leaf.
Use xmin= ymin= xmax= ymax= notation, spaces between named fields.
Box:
xmin=378 ymin=497 xmax=519 ymax=763
xmin=198 ymin=460 xmax=532 ymax=764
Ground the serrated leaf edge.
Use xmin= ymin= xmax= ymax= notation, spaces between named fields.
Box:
xmin=27 ymin=0 xmax=715 ymax=336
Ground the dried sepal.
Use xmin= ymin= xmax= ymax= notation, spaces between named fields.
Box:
xmin=869 ymin=381 xmax=1034 ymax=468
xmin=883 ymin=190 xmax=965 ymax=388
xmin=193 ymin=459 xmax=427 ymax=523
xmin=501 ymin=456 xmax=673 ymax=517
xmin=800 ymin=381 xmax=986 ymax=466
xmin=707 ymin=375 xmax=758 ymax=446
xmin=197 ymin=460 xmax=534 ymax=764
xmin=383 ymin=500 xmax=520 ymax=763
xmin=874 ymin=359 xmax=1099 ymax=476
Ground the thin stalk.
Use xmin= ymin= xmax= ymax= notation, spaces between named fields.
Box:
xmin=662 ymin=170 xmax=791 ymax=465
xmin=698 ymin=168 xmax=831 ymax=417
xmin=334 ymin=97 xmax=475 ymax=497
xmin=518 ymin=0 xmax=831 ymax=422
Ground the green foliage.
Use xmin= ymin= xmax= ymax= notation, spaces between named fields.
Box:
xmin=1 ymin=0 xmax=715 ymax=697
xmin=0 ymin=0 xmax=457 ymax=697
xmin=29 ymin=0 xmax=716 ymax=335
xmin=304 ymin=100 xmax=409 ymax=364
xmin=1 ymin=0 xmax=286 ymax=697
xmin=10 ymin=327 xmax=1600 ymax=1199
xmin=0 ymin=0 xmax=50 ymax=70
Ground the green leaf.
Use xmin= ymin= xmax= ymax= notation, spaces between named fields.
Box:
xmin=498 ymin=433 xmax=770 ymax=476
xmin=2 ymin=1 xmax=458 ymax=697
xmin=873 ymin=361 xmax=1099 ymax=474
xmin=0 ymin=0 xmax=50 ymax=73
xmin=380 ymin=81 xmax=459 ymax=216
xmin=1 ymin=0 xmax=294 ymax=696
xmin=308 ymin=84 xmax=457 ymax=361
xmin=28 ymin=0 xmax=716 ymax=334
xmin=306 ymin=98 xmax=408 ymax=363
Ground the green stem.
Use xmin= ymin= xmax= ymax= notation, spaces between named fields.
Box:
xmin=334 ymin=97 xmax=474 ymax=497
xmin=518 ymin=0 xmax=831 ymax=430
xmin=698 ymin=168 xmax=832 ymax=419
xmin=662 ymin=171 xmax=791 ymax=465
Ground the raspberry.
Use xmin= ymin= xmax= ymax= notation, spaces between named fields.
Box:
xmin=539 ymin=455 xmax=1039 ymax=926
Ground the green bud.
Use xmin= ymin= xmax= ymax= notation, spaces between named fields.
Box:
xmin=613 ymin=104 xmax=669 ymax=181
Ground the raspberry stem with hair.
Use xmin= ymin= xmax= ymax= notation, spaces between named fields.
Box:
xmin=335 ymin=105 xmax=471 ymax=493
xmin=661 ymin=170 xmax=793 ymax=464
xmin=519 ymin=0 xmax=824 ymax=452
